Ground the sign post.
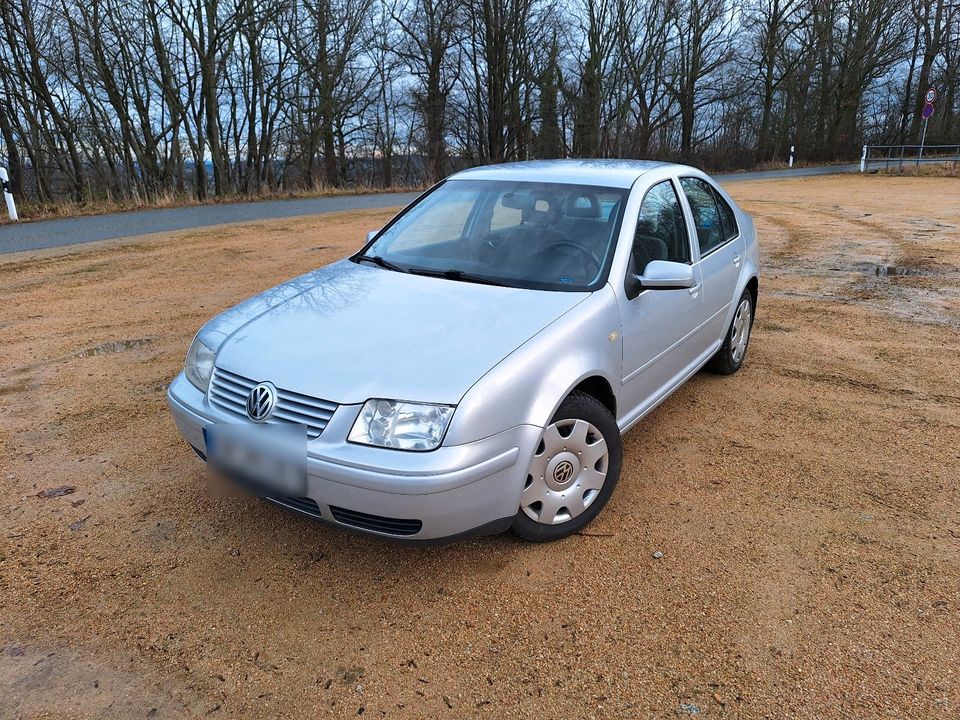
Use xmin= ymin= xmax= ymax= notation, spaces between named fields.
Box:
xmin=0 ymin=167 xmax=17 ymax=222
xmin=918 ymin=88 xmax=936 ymax=166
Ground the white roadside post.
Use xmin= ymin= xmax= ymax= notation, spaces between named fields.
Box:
xmin=860 ymin=145 xmax=868 ymax=173
xmin=788 ymin=145 xmax=795 ymax=168
xmin=0 ymin=167 xmax=18 ymax=221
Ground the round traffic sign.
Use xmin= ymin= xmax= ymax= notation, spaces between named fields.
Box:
xmin=922 ymin=102 xmax=935 ymax=119
xmin=925 ymin=88 xmax=937 ymax=103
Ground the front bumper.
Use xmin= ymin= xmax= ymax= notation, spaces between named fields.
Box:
xmin=166 ymin=372 xmax=541 ymax=542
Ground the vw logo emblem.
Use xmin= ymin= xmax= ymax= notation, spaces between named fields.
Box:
xmin=553 ymin=460 xmax=575 ymax=485
xmin=245 ymin=382 xmax=277 ymax=422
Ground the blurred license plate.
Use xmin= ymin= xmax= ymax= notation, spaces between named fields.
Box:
xmin=203 ymin=423 xmax=307 ymax=496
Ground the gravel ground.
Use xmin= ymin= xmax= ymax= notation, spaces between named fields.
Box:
xmin=1 ymin=176 xmax=958 ymax=719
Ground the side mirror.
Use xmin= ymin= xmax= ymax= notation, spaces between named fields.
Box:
xmin=628 ymin=260 xmax=695 ymax=297
xmin=366 ymin=229 xmax=379 ymax=244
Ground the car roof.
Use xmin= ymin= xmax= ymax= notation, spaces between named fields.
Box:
xmin=447 ymin=159 xmax=690 ymax=188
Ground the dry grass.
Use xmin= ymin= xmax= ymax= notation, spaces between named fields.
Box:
xmin=724 ymin=159 xmax=855 ymax=174
xmin=871 ymin=160 xmax=959 ymax=177
xmin=1 ymin=176 xmax=959 ymax=719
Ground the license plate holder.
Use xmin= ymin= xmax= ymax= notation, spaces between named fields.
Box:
xmin=203 ymin=423 xmax=307 ymax=496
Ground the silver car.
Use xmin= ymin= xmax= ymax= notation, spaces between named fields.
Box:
xmin=167 ymin=160 xmax=758 ymax=543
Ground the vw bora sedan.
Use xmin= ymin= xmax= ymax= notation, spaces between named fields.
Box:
xmin=167 ymin=160 xmax=758 ymax=543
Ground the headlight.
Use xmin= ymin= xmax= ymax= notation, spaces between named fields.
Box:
xmin=184 ymin=336 xmax=215 ymax=391
xmin=348 ymin=399 xmax=454 ymax=451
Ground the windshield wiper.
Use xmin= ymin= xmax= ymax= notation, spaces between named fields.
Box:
xmin=407 ymin=268 xmax=509 ymax=287
xmin=355 ymin=254 xmax=407 ymax=273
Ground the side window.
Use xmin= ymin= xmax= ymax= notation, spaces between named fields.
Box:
xmin=631 ymin=180 xmax=690 ymax=274
xmin=490 ymin=194 xmax=524 ymax=231
xmin=680 ymin=177 xmax=724 ymax=255
xmin=711 ymin=187 xmax=739 ymax=241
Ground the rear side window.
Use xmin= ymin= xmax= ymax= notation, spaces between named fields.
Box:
xmin=679 ymin=177 xmax=724 ymax=255
xmin=631 ymin=180 xmax=690 ymax=274
xmin=711 ymin=187 xmax=739 ymax=241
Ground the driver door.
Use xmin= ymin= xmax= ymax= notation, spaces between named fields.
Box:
xmin=618 ymin=179 xmax=704 ymax=419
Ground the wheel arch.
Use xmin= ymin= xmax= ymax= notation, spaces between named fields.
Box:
xmin=570 ymin=375 xmax=617 ymax=418
xmin=720 ymin=267 xmax=759 ymax=334
xmin=529 ymin=368 xmax=621 ymax=442
xmin=746 ymin=275 xmax=759 ymax=309
xmin=443 ymin=290 xmax=624 ymax=445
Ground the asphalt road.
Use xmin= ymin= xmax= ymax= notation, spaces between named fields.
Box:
xmin=0 ymin=163 xmax=861 ymax=255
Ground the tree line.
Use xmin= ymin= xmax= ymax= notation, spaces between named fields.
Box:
xmin=0 ymin=0 xmax=957 ymax=205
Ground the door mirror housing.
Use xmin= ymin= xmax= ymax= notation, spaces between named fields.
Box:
xmin=627 ymin=260 xmax=695 ymax=298
xmin=366 ymin=229 xmax=380 ymax=244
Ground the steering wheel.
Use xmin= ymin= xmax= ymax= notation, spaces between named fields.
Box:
xmin=536 ymin=241 xmax=603 ymax=279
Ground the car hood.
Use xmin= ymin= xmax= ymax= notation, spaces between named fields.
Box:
xmin=202 ymin=260 xmax=588 ymax=405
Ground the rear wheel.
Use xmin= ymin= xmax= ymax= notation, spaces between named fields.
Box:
xmin=706 ymin=289 xmax=754 ymax=375
xmin=511 ymin=391 xmax=623 ymax=542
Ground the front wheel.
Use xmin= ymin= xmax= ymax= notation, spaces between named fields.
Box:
xmin=706 ymin=290 xmax=754 ymax=375
xmin=511 ymin=391 xmax=623 ymax=542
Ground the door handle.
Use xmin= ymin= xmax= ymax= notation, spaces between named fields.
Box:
xmin=733 ymin=254 xmax=742 ymax=266
xmin=688 ymin=283 xmax=701 ymax=297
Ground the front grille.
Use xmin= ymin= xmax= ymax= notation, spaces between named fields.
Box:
xmin=209 ymin=367 xmax=337 ymax=439
xmin=329 ymin=506 xmax=423 ymax=536
xmin=267 ymin=496 xmax=322 ymax=519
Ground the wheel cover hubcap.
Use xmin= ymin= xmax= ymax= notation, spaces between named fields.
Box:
xmin=730 ymin=298 xmax=752 ymax=364
xmin=521 ymin=418 xmax=609 ymax=525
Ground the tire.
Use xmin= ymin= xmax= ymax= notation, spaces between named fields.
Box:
xmin=511 ymin=391 xmax=623 ymax=542
xmin=706 ymin=289 xmax=754 ymax=375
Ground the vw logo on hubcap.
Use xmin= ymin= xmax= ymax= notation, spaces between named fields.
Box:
xmin=245 ymin=382 xmax=277 ymax=422
xmin=553 ymin=460 xmax=575 ymax=485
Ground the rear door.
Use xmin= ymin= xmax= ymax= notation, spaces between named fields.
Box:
xmin=619 ymin=178 xmax=703 ymax=418
xmin=679 ymin=177 xmax=745 ymax=347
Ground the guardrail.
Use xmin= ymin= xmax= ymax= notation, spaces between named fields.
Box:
xmin=860 ymin=144 xmax=960 ymax=173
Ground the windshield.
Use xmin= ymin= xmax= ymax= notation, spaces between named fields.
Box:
xmin=355 ymin=179 xmax=629 ymax=291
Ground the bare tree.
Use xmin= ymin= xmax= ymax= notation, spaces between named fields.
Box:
xmin=745 ymin=0 xmax=808 ymax=160
xmin=616 ymin=0 xmax=673 ymax=156
xmin=571 ymin=0 xmax=617 ymax=156
xmin=0 ymin=0 xmax=952 ymax=210
xmin=666 ymin=0 xmax=736 ymax=159
xmin=908 ymin=0 xmax=952 ymax=139
xmin=391 ymin=0 xmax=463 ymax=182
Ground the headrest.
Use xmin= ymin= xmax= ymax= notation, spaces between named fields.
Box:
xmin=565 ymin=193 xmax=601 ymax=218
xmin=501 ymin=192 xmax=533 ymax=210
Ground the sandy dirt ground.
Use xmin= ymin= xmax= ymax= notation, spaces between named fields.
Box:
xmin=1 ymin=175 xmax=958 ymax=719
